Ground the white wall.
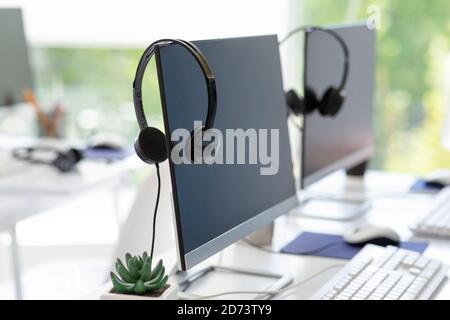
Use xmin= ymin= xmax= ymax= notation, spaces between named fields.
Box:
xmin=0 ymin=0 xmax=291 ymax=47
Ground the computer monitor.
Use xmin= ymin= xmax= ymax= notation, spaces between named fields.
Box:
xmin=301 ymin=23 xmax=375 ymax=188
xmin=156 ymin=35 xmax=298 ymax=270
xmin=0 ymin=8 xmax=33 ymax=107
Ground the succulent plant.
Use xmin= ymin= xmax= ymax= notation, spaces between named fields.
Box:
xmin=110 ymin=252 xmax=168 ymax=295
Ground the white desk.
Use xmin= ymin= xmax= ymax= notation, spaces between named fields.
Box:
xmin=87 ymin=170 xmax=450 ymax=300
xmin=0 ymin=140 xmax=142 ymax=300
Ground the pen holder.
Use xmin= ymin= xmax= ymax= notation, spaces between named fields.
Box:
xmin=22 ymin=90 xmax=67 ymax=138
xmin=36 ymin=106 xmax=66 ymax=138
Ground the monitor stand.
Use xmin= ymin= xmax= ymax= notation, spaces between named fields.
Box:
xmin=166 ymin=192 xmax=291 ymax=299
xmin=172 ymin=226 xmax=292 ymax=299
xmin=295 ymin=161 xmax=372 ymax=221
xmin=245 ymin=223 xmax=274 ymax=246
xmin=174 ymin=265 xmax=292 ymax=300
xmin=346 ymin=160 xmax=368 ymax=177
xmin=294 ymin=195 xmax=372 ymax=221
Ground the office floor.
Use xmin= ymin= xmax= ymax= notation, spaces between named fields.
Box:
xmin=0 ymin=185 xmax=137 ymax=299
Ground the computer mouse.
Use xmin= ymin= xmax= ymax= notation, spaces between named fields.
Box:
xmin=343 ymin=225 xmax=400 ymax=247
xmin=88 ymin=133 xmax=126 ymax=151
xmin=425 ymin=170 xmax=450 ymax=187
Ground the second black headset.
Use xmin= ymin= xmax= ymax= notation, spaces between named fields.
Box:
xmin=282 ymin=26 xmax=350 ymax=117
xmin=132 ymin=39 xmax=217 ymax=165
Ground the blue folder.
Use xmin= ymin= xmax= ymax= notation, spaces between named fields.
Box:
xmin=281 ymin=232 xmax=429 ymax=260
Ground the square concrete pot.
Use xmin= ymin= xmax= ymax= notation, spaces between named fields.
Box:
xmin=101 ymin=283 xmax=177 ymax=300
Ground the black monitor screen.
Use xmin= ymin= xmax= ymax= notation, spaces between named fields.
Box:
xmin=0 ymin=8 xmax=32 ymax=107
xmin=157 ymin=35 xmax=297 ymax=270
xmin=302 ymin=24 xmax=375 ymax=187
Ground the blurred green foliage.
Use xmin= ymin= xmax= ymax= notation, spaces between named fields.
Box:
xmin=31 ymin=47 xmax=162 ymax=142
xmin=299 ymin=0 xmax=450 ymax=173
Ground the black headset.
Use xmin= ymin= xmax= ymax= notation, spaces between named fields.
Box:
xmin=281 ymin=26 xmax=350 ymax=117
xmin=12 ymin=147 xmax=83 ymax=173
xmin=132 ymin=39 xmax=217 ymax=165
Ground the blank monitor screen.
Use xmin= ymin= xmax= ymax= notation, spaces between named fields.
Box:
xmin=157 ymin=35 xmax=298 ymax=270
xmin=0 ymin=8 xmax=32 ymax=107
xmin=302 ymin=24 xmax=375 ymax=188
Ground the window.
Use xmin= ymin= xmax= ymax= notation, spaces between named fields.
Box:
xmin=6 ymin=0 xmax=450 ymax=173
xmin=31 ymin=47 xmax=162 ymax=142
xmin=296 ymin=0 xmax=450 ymax=173
xmin=11 ymin=0 xmax=288 ymax=143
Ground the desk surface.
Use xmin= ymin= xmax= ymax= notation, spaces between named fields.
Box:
xmin=87 ymin=170 xmax=450 ymax=300
xmin=0 ymin=135 xmax=143 ymax=227
xmin=0 ymin=135 xmax=142 ymax=195
xmin=0 ymin=155 xmax=141 ymax=195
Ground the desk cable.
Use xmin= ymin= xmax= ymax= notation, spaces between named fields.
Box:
xmin=186 ymin=264 xmax=344 ymax=300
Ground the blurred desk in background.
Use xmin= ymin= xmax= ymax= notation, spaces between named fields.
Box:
xmin=0 ymin=134 xmax=143 ymax=300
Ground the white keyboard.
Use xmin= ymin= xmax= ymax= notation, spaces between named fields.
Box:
xmin=311 ymin=245 xmax=448 ymax=300
xmin=412 ymin=187 xmax=450 ymax=237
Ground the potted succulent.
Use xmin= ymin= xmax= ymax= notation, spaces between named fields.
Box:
xmin=101 ymin=252 xmax=177 ymax=300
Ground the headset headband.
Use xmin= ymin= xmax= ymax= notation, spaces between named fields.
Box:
xmin=279 ymin=26 xmax=350 ymax=92
xmin=132 ymin=39 xmax=217 ymax=131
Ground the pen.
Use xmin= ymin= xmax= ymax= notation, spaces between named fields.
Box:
xmin=22 ymin=89 xmax=51 ymax=136
xmin=48 ymin=102 xmax=65 ymax=137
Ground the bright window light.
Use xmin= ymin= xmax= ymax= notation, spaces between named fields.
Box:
xmin=1 ymin=0 xmax=291 ymax=46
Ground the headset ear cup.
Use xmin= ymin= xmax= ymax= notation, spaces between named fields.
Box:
xmin=134 ymin=127 xmax=168 ymax=164
xmin=285 ymin=90 xmax=304 ymax=116
xmin=330 ymin=92 xmax=345 ymax=116
xmin=68 ymin=148 xmax=83 ymax=163
xmin=53 ymin=152 xmax=73 ymax=173
xmin=319 ymin=87 xmax=345 ymax=116
xmin=53 ymin=153 xmax=71 ymax=172
xmin=52 ymin=148 xmax=83 ymax=173
xmin=318 ymin=88 xmax=333 ymax=116
xmin=304 ymin=87 xmax=319 ymax=114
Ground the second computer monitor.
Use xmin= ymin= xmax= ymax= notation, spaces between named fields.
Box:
xmin=302 ymin=23 xmax=375 ymax=188
xmin=0 ymin=8 xmax=32 ymax=107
